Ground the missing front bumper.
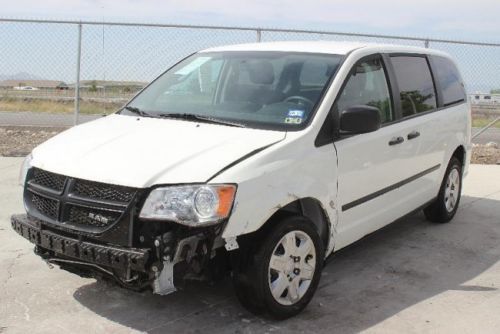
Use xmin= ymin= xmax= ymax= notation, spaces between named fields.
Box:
xmin=11 ymin=214 xmax=226 ymax=296
xmin=11 ymin=214 xmax=150 ymax=272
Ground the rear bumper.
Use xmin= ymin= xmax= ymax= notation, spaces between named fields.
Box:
xmin=11 ymin=214 xmax=150 ymax=273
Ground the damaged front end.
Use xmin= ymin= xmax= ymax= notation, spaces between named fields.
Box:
xmin=11 ymin=167 xmax=230 ymax=295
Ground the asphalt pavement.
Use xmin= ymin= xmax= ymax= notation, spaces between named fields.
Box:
xmin=0 ymin=110 xmax=499 ymax=145
xmin=0 ymin=111 xmax=499 ymax=144
xmin=472 ymin=127 xmax=500 ymax=145
xmin=0 ymin=111 xmax=100 ymax=127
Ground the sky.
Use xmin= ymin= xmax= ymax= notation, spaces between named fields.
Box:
xmin=0 ymin=0 xmax=499 ymax=92
xmin=2 ymin=0 xmax=499 ymax=41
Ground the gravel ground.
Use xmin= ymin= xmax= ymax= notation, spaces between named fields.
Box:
xmin=472 ymin=143 xmax=500 ymax=165
xmin=1 ymin=126 xmax=499 ymax=164
xmin=0 ymin=126 xmax=67 ymax=157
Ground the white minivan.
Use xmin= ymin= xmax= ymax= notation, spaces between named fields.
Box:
xmin=13 ymin=41 xmax=471 ymax=319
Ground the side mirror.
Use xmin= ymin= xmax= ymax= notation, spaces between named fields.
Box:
xmin=340 ymin=105 xmax=381 ymax=134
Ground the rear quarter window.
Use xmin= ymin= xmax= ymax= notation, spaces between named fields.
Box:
xmin=432 ymin=56 xmax=466 ymax=106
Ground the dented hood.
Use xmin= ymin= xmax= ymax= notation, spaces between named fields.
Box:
xmin=31 ymin=114 xmax=285 ymax=188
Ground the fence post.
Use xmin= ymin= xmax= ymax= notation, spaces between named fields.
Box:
xmin=256 ymin=29 xmax=262 ymax=42
xmin=74 ymin=22 xmax=82 ymax=125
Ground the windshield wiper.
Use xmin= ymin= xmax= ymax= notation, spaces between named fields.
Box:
xmin=157 ymin=113 xmax=246 ymax=128
xmin=122 ymin=106 xmax=154 ymax=118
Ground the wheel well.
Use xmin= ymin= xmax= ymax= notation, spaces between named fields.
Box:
xmin=452 ymin=145 xmax=466 ymax=167
xmin=262 ymin=198 xmax=331 ymax=249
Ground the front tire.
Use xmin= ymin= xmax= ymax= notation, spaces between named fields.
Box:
xmin=233 ymin=216 xmax=324 ymax=319
xmin=424 ymin=157 xmax=463 ymax=223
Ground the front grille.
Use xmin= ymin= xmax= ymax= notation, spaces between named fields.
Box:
xmin=31 ymin=168 xmax=66 ymax=192
xmin=25 ymin=168 xmax=137 ymax=232
xmin=31 ymin=193 xmax=59 ymax=218
xmin=68 ymin=206 xmax=122 ymax=228
xmin=73 ymin=179 xmax=136 ymax=203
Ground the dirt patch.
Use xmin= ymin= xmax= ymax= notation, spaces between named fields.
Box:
xmin=1 ymin=126 xmax=499 ymax=165
xmin=0 ymin=126 xmax=66 ymax=157
xmin=472 ymin=143 xmax=500 ymax=165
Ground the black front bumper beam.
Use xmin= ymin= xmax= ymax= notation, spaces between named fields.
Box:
xmin=11 ymin=214 xmax=150 ymax=272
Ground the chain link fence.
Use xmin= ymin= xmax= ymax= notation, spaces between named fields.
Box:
xmin=0 ymin=18 xmax=499 ymax=134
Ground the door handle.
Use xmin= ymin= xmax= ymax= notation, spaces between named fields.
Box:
xmin=407 ymin=131 xmax=420 ymax=140
xmin=389 ymin=136 xmax=404 ymax=146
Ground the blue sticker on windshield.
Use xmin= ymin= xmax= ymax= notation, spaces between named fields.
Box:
xmin=287 ymin=110 xmax=305 ymax=118
xmin=285 ymin=110 xmax=305 ymax=124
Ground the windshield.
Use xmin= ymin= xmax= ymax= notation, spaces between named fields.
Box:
xmin=123 ymin=51 xmax=343 ymax=130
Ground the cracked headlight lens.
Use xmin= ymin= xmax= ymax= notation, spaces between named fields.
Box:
xmin=139 ymin=184 xmax=236 ymax=226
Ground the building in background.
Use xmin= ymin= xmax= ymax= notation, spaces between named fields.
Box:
xmin=0 ymin=80 xmax=68 ymax=90
xmin=470 ymin=93 xmax=500 ymax=104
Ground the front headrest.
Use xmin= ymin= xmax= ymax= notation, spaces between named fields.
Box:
xmin=246 ymin=60 xmax=275 ymax=85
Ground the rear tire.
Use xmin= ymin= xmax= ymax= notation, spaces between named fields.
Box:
xmin=424 ymin=157 xmax=462 ymax=223
xmin=232 ymin=216 xmax=324 ymax=319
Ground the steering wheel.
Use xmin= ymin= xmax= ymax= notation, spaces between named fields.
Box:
xmin=284 ymin=95 xmax=314 ymax=108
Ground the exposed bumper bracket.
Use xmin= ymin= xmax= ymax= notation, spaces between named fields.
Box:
xmin=152 ymin=257 xmax=176 ymax=295
xmin=224 ymin=236 xmax=239 ymax=251
xmin=11 ymin=214 xmax=150 ymax=272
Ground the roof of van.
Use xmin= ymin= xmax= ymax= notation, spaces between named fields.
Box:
xmin=201 ymin=41 xmax=449 ymax=57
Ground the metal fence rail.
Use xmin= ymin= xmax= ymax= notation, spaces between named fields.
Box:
xmin=1 ymin=17 xmax=500 ymax=130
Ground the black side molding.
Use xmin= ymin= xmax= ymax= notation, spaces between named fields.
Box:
xmin=342 ymin=164 xmax=441 ymax=212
